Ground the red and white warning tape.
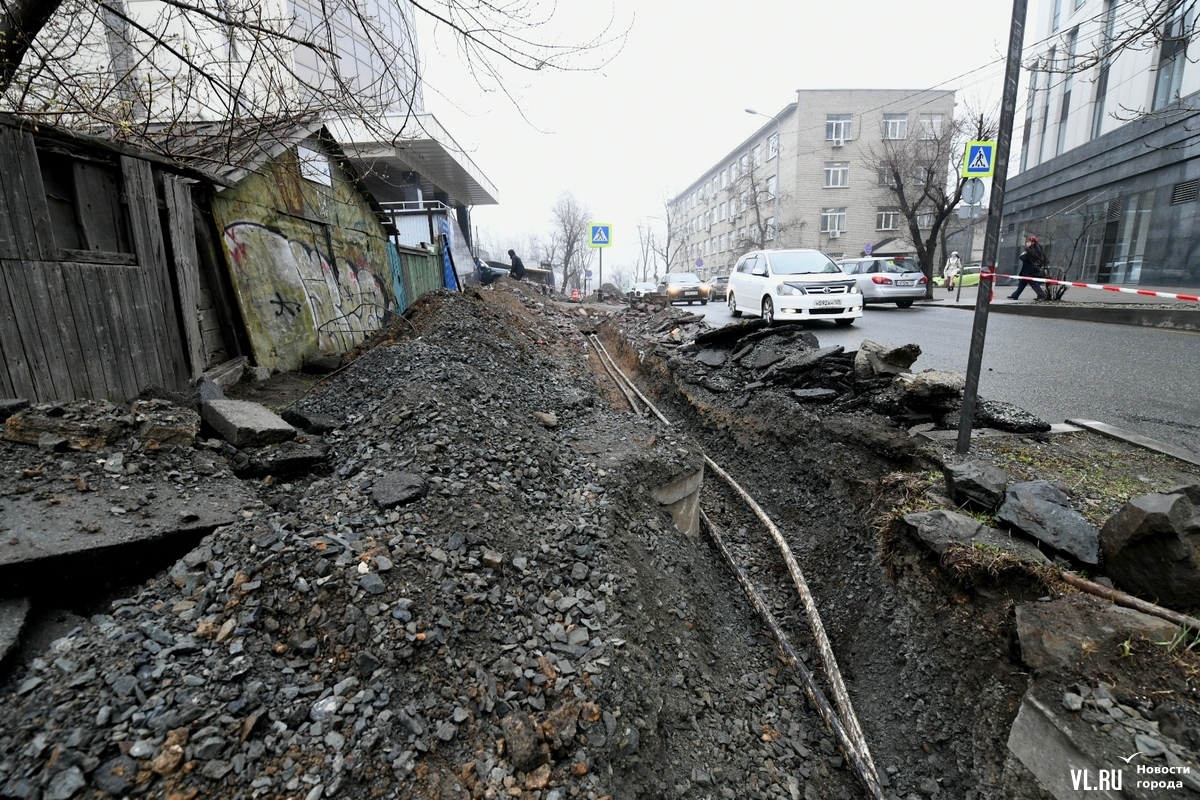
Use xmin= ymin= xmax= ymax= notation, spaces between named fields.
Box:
xmin=986 ymin=270 xmax=1199 ymax=303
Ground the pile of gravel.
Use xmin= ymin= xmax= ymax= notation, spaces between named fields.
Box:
xmin=0 ymin=285 xmax=864 ymax=800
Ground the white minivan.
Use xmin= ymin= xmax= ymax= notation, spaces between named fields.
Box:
xmin=727 ymin=249 xmax=863 ymax=326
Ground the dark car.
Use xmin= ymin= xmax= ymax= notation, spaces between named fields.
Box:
xmin=658 ymin=272 xmax=710 ymax=305
xmin=706 ymin=275 xmax=729 ymax=299
xmin=479 ymin=260 xmax=510 ymax=286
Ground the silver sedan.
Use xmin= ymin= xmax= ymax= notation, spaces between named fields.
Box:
xmin=837 ymin=257 xmax=928 ymax=308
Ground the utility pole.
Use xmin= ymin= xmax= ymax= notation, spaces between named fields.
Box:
xmin=957 ymin=0 xmax=1028 ymax=454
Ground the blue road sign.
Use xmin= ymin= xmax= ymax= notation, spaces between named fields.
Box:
xmin=963 ymin=141 xmax=996 ymax=178
xmin=589 ymin=223 xmax=612 ymax=248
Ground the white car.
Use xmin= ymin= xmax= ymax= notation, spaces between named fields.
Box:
xmin=629 ymin=282 xmax=658 ymax=298
xmin=727 ymin=249 xmax=863 ymax=326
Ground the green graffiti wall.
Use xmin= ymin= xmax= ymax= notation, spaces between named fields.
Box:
xmin=211 ymin=138 xmax=396 ymax=372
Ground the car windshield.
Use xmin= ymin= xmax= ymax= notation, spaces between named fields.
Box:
xmin=766 ymin=252 xmax=841 ymax=275
xmin=664 ymin=273 xmax=701 ymax=284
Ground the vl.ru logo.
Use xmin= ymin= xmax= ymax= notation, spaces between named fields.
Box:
xmin=1071 ymin=768 xmax=1123 ymax=791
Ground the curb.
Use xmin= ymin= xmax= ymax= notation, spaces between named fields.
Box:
xmin=916 ymin=299 xmax=1200 ymax=331
xmin=1065 ymin=419 xmax=1200 ymax=467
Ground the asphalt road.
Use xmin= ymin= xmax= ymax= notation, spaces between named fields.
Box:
xmin=688 ymin=297 xmax=1200 ymax=458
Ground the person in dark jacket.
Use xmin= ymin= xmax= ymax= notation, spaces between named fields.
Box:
xmin=507 ymin=249 xmax=526 ymax=280
xmin=1009 ymin=236 xmax=1046 ymax=300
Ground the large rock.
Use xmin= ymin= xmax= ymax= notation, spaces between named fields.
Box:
xmin=372 ymin=472 xmax=428 ymax=509
xmin=902 ymin=509 xmax=1050 ymax=566
xmin=974 ymin=398 xmax=1051 ymax=434
xmin=200 ymin=400 xmax=296 ymax=447
xmin=764 ymin=346 xmax=844 ymax=381
xmin=853 ymin=339 xmax=921 ymax=379
xmin=1014 ymin=594 xmax=1180 ymax=671
xmin=944 ymin=460 xmax=1009 ymax=511
xmin=997 ymin=481 xmax=1100 ymax=566
xmin=897 ymin=369 xmax=964 ymax=414
xmin=1100 ymin=488 xmax=1200 ymax=609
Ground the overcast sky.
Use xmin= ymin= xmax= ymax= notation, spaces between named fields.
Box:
xmin=417 ymin=0 xmax=1022 ymax=281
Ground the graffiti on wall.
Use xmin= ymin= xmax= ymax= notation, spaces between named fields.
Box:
xmin=222 ymin=220 xmax=394 ymax=370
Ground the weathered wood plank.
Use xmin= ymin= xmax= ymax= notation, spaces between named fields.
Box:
xmin=0 ymin=264 xmax=37 ymax=397
xmin=0 ymin=157 xmax=19 ymax=259
xmin=35 ymin=262 xmax=94 ymax=399
xmin=163 ymin=178 xmax=205 ymax=380
xmin=0 ymin=128 xmax=55 ymax=260
xmin=95 ymin=267 xmax=141 ymax=402
xmin=122 ymin=157 xmax=188 ymax=390
xmin=65 ymin=263 xmax=119 ymax=400
xmin=59 ymin=263 xmax=117 ymax=401
xmin=1 ymin=262 xmax=59 ymax=400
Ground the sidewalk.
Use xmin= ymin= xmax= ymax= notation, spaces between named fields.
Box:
xmin=919 ymin=282 xmax=1200 ymax=331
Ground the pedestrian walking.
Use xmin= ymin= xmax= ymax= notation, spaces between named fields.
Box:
xmin=943 ymin=251 xmax=962 ymax=291
xmin=1008 ymin=236 xmax=1047 ymax=300
xmin=507 ymin=249 xmax=526 ymax=281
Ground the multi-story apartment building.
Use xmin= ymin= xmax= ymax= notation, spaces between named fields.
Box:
xmin=1003 ymin=0 xmax=1200 ymax=287
xmin=669 ymin=89 xmax=956 ymax=279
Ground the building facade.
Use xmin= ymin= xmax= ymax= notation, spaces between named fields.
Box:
xmin=669 ymin=89 xmax=956 ymax=279
xmin=1003 ymin=0 xmax=1200 ymax=287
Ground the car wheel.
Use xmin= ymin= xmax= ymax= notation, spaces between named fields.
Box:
xmin=762 ymin=296 xmax=774 ymax=326
xmin=700 ymin=299 xmax=708 ymax=306
xmin=895 ymin=300 xmax=914 ymax=308
xmin=728 ymin=293 xmax=741 ymax=317
xmin=835 ymin=317 xmax=854 ymax=327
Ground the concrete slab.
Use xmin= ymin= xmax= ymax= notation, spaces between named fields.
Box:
xmin=201 ymin=400 xmax=296 ymax=447
xmin=0 ymin=474 xmax=252 ymax=573
xmin=915 ymin=422 xmax=1083 ymax=443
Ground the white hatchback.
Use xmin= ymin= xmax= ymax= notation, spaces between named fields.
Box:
xmin=727 ymin=249 xmax=863 ymax=326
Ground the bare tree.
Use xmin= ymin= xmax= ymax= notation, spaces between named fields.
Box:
xmin=725 ymin=155 xmax=795 ymax=255
xmin=874 ymin=113 xmax=995 ymax=298
xmin=1 ymin=0 xmax=626 ymax=170
xmin=636 ymin=222 xmax=656 ymax=282
xmin=652 ymin=195 xmax=688 ymax=277
xmin=549 ymin=191 xmax=589 ymax=292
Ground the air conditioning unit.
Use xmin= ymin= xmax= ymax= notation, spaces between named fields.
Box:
xmin=828 ymin=230 xmax=842 ymax=239
xmin=832 ymin=138 xmax=845 ymax=148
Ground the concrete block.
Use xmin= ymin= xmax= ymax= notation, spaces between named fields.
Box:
xmin=201 ymin=400 xmax=296 ymax=447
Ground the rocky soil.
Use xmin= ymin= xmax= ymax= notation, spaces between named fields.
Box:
xmin=1 ymin=280 xmax=1199 ymax=800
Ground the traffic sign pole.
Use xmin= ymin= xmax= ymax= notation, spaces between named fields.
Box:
xmin=957 ymin=0 xmax=1028 ymax=455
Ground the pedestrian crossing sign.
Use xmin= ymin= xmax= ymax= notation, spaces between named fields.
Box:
xmin=963 ymin=141 xmax=996 ymax=178
xmin=589 ymin=223 xmax=612 ymax=248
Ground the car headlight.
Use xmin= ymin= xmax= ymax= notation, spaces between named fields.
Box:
xmin=848 ymin=284 xmax=860 ymax=294
xmin=777 ymin=283 xmax=803 ymax=296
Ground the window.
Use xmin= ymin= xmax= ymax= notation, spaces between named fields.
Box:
xmin=720 ymin=169 xmax=729 ymax=188
xmin=1091 ymin=0 xmax=1118 ymax=140
xmin=1153 ymin=1 xmax=1191 ymax=110
xmin=917 ymin=210 xmax=936 ymax=229
xmin=753 ymin=145 xmax=763 ymax=167
xmin=1052 ymin=0 xmax=1062 ymax=29
xmin=1038 ymin=49 xmax=1055 ymax=161
xmin=918 ymin=113 xmax=943 ymax=140
xmin=766 ymin=175 xmax=777 ymax=199
xmin=824 ymin=162 xmax=849 ymax=188
xmin=820 ymin=208 xmax=846 ymax=233
xmin=826 ymin=115 xmax=852 ymax=142
xmin=883 ymin=114 xmax=908 ymax=140
xmin=740 ymin=154 xmax=749 ymax=172
xmin=730 ymin=161 xmax=739 ymax=182
xmin=1057 ymin=28 xmax=1078 ymax=155
xmin=768 ymin=133 xmax=779 ymax=159
xmin=876 ymin=208 xmax=900 ymax=230
xmin=1020 ymin=64 xmax=1040 ymax=170
xmin=878 ymin=168 xmax=897 ymax=186
xmin=719 ymin=202 xmax=727 ymax=221
xmin=766 ymin=217 xmax=776 ymax=241
xmin=719 ymin=234 xmax=727 ymax=252
xmin=37 ymin=150 xmax=135 ymax=260
xmin=739 ymin=191 xmax=748 ymax=212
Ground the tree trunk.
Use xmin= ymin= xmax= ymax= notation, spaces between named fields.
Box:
xmin=1 ymin=0 xmax=63 ymax=91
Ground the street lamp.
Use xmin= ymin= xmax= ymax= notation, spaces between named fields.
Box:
xmin=746 ymin=108 xmax=781 ymax=247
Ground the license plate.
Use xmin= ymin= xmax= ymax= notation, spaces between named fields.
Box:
xmin=897 ymin=280 xmax=914 ymax=286
xmin=814 ymin=298 xmax=840 ymax=307
xmin=684 ymin=290 xmax=697 ymax=295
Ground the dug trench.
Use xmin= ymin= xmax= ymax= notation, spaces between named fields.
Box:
xmin=0 ymin=281 xmax=1198 ymax=800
